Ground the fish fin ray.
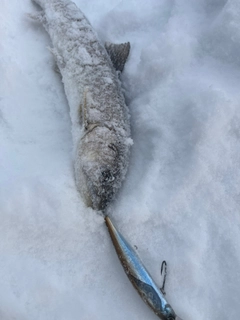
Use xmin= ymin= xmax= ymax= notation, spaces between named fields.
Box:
xmin=105 ymin=42 xmax=130 ymax=72
xmin=27 ymin=11 xmax=47 ymax=29
xmin=79 ymin=89 xmax=89 ymax=130
xmin=47 ymin=47 xmax=65 ymax=68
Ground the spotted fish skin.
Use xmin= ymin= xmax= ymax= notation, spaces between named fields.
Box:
xmin=105 ymin=216 xmax=183 ymax=320
xmin=31 ymin=0 xmax=131 ymax=210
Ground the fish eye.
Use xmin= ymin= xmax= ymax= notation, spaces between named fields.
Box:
xmin=101 ymin=170 xmax=114 ymax=182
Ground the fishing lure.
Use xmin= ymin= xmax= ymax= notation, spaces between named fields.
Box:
xmin=105 ymin=216 xmax=183 ymax=320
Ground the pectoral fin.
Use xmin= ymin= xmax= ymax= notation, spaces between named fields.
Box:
xmin=79 ymin=89 xmax=89 ymax=130
xmin=47 ymin=47 xmax=65 ymax=68
xmin=105 ymin=42 xmax=130 ymax=72
xmin=28 ymin=11 xmax=46 ymax=24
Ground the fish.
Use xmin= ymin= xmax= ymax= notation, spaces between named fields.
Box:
xmin=105 ymin=215 xmax=183 ymax=320
xmin=30 ymin=0 xmax=132 ymax=211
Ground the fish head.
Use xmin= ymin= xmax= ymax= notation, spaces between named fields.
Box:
xmin=75 ymin=126 xmax=128 ymax=211
xmin=82 ymin=163 xmax=117 ymax=211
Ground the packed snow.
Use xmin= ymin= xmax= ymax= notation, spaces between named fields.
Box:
xmin=1 ymin=0 xmax=240 ymax=319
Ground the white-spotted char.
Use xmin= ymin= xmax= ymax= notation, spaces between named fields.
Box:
xmin=31 ymin=0 xmax=132 ymax=210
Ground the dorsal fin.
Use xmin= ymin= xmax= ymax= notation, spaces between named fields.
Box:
xmin=105 ymin=42 xmax=130 ymax=72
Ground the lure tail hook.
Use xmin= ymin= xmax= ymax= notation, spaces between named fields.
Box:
xmin=160 ymin=260 xmax=167 ymax=295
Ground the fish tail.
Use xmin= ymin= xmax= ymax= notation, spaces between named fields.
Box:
xmin=31 ymin=0 xmax=46 ymax=8
xmin=31 ymin=0 xmax=58 ymax=9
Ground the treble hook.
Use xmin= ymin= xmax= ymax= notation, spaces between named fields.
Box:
xmin=160 ymin=260 xmax=167 ymax=295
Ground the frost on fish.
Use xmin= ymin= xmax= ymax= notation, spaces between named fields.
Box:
xmin=31 ymin=0 xmax=132 ymax=210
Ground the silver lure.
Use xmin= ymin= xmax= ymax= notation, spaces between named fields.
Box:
xmin=105 ymin=216 xmax=183 ymax=320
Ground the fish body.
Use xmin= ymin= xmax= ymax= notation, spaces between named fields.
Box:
xmin=105 ymin=216 xmax=183 ymax=320
xmin=31 ymin=0 xmax=131 ymax=210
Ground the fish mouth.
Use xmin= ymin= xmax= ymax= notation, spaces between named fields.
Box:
xmin=85 ymin=177 xmax=114 ymax=211
xmin=92 ymin=184 xmax=114 ymax=211
xmin=86 ymin=168 xmax=116 ymax=210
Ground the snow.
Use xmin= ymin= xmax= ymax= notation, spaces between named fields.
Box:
xmin=1 ymin=0 xmax=240 ymax=319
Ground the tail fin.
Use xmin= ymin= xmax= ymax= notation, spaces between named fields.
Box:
xmin=31 ymin=0 xmax=48 ymax=9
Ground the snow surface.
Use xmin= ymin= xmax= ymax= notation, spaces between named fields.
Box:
xmin=1 ymin=0 xmax=240 ymax=319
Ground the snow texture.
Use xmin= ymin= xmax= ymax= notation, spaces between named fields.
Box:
xmin=1 ymin=0 xmax=240 ymax=319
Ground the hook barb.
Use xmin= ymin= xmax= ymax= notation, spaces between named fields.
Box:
xmin=160 ymin=260 xmax=167 ymax=295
